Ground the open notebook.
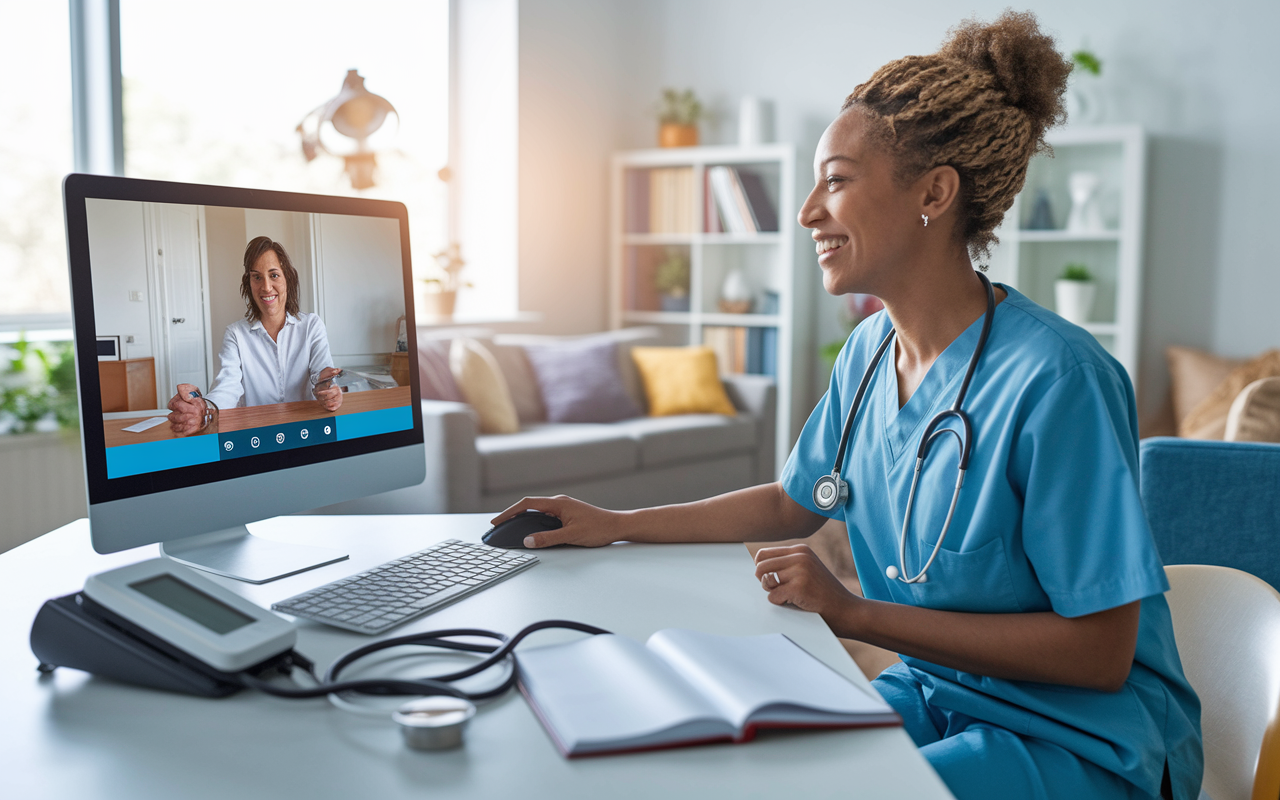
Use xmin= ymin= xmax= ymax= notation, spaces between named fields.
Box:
xmin=515 ymin=629 xmax=900 ymax=757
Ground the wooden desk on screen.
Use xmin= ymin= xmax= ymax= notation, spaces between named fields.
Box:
xmin=101 ymin=386 xmax=411 ymax=448
xmin=98 ymin=357 xmax=157 ymax=412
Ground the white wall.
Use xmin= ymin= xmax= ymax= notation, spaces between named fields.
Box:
xmin=315 ymin=213 xmax=404 ymax=361
xmin=513 ymin=0 xmax=1280 ymax=422
xmin=86 ymin=198 xmax=152 ymax=360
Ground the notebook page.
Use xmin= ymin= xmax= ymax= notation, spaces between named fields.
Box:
xmin=516 ymin=633 xmax=731 ymax=753
xmin=646 ymin=629 xmax=893 ymax=730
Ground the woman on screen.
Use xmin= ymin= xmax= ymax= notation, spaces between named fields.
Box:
xmin=491 ymin=12 xmax=1201 ymax=800
xmin=167 ymin=236 xmax=342 ymax=434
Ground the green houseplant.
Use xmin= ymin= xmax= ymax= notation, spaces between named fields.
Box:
xmin=1054 ymin=263 xmax=1097 ymax=325
xmin=655 ymin=248 xmax=690 ymax=312
xmin=656 ymin=89 xmax=703 ymax=148
xmin=0 ymin=336 xmax=78 ymax=435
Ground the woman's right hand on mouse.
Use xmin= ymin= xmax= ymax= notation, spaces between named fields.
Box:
xmin=490 ymin=496 xmax=624 ymax=548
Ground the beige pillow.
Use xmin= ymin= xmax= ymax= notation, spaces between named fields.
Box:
xmin=449 ymin=337 xmax=520 ymax=434
xmin=1225 ymin=377 xmax=1280 ymax=443
xmin=1180 ymin=349 xmax=1280 ymax=439
xmin=483 ymin=341 xmax=546 ymax=423
xmin=1166 ymin=346 xmax=1245 ymax=433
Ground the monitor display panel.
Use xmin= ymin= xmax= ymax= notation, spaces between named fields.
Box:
xmin=64 ymin=175 xmax=424 ymax=571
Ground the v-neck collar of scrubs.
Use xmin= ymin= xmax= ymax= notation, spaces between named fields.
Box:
xmin=878 ymin=289 xmax=1003 ymax=466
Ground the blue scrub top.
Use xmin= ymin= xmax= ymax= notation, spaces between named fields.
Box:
xmin=781 ymin=286 xmax=1202 ymax=798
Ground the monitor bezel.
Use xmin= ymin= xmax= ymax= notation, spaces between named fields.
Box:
xmin=64 ymin=173 xmax=423 ymax=507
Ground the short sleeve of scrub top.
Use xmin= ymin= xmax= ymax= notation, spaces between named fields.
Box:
xmin=779 ymin=288 xmax=1202 ymax=800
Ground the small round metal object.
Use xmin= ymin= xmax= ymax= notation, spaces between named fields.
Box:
xmin=393 ymin=696 xmax=476 ymax=751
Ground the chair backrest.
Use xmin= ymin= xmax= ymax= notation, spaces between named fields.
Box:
xmin=1165 ymin=565 xmax=1280 ymax=800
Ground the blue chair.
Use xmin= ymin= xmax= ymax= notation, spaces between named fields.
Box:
xmin=1140 ymin=437 xmax=1280 ymax=591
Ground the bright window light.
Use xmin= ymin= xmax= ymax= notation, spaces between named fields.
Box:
xmin=120 ymin=0 xmax=450 ymax=282
xmin=0 ymin=3 xmax=74 ymax=318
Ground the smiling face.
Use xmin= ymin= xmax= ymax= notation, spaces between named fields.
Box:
xmin=248 ymin=250 xmax=289 ymax=321
xmin=798 ymin=111 xmax=927 ymax=298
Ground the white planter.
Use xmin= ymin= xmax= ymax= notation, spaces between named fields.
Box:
xmin=1054 ymin=280 xmax=1097 ymax=326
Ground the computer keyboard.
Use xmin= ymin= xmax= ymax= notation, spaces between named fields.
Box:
xmin=272 ymin=539 xmax=538 ymax=635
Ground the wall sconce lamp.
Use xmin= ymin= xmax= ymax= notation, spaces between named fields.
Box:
xmin=297 ymin=69 xmax=398 ymax=190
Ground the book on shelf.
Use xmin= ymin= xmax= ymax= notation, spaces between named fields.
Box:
xmin=516 ymin=628 xmax=899 ymax=758
xmin=705 ymin=325 xmax=776 ymax=377
xmin=706 ymin=166 xmax=779 ymax=234
xmin=648 ymin=167 xmax=694 ymax=234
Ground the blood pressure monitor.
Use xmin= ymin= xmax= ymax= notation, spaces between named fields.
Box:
xmin=83 ymin=559 xmax=296 ymax=671
xmin=31 ymin=559 xmax=297 ymax=695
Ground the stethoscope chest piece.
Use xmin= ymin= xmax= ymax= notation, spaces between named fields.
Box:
xmin=394 ymin=696 xmax=477 ymax=750
xmin=812 ymin=473 xmax=848 ymax=512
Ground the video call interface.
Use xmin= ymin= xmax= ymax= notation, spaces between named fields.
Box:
xmin=86 ymin=198 xmax=413 ymax=480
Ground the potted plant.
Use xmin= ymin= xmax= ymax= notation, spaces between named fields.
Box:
xmin=655 ymin=248 xmax=690 ymax=312
xmin=1067 ymin=48 xmax=1104 ymax=124
xmin=420 ymin=242 xmax=469 ymax=322
xmin=657 ymin=89 xmax=703 ymax=148
xmin=1054 ymin=263 xmax=1097 ymax=325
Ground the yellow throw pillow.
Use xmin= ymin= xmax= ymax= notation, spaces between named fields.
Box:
xmin=630 ymin=346 xmax=737 ymax=417
xmin=449 ymin=337 xmax=520 ymax=434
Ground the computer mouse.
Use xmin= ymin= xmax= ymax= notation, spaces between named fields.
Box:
xmin=482 ymin=511 xmax=564 ymax=549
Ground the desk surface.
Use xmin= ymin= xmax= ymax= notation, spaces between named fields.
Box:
xmin=0 ymin=515 xmax=953 ymax=800
xmin=102 ymin=386 xmax=412 ymax=446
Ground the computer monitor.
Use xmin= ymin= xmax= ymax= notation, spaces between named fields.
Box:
xmin=64 ymin=174 xmax=425 ymax=583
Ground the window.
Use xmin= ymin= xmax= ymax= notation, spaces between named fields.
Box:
xmin=120 ymin=0 xmax=450 ymax=283
xmin=0 ymin=3 xmax=75 ymax=325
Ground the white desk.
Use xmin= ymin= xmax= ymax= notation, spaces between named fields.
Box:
xmin=0 ymin=515 xmax=953 ymax=799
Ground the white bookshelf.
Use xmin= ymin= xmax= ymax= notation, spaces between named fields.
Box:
xmin=609 ymin=143 xmax=800 ymax=478
xmin=986 ymin=125 xmax=1147 ymax=380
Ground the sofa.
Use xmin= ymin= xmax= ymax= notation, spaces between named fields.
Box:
xmin=314 ymin=327 xmax=776 ymax=515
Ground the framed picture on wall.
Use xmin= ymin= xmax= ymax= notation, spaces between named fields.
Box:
xmin=96 ymin=335 xmax=121 ymax=362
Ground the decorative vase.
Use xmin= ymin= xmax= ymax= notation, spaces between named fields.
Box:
xmin=737 ymin=97 xmax=773 ymax=146
xmin=719 ymin=269 xmax=752 ymax=314
xmin=660 ymin=293 xmax=690 ymax=312
xmin=1054 ymin=280 xmax=1096 ymax=325
xmin=421 ymin=289 xmax=457 ymax=322
xmin=659 ymin=123 xmax=699 ymax=148
xmin=1066 ymin=171 xmax=1105 ymax=233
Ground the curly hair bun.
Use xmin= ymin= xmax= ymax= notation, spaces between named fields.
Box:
xmin=842 ymin=10 xmax=1072 ymax=258
xmin=938 ymin=10 xmax=1071 ymax=142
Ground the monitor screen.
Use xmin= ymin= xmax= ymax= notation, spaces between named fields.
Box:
xmin=64 ymin=175 xmax=424 ymax=560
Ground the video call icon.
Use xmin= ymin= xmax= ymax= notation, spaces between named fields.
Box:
xmin=276 ymin=432 xmax=286 ymax=444
xmin=324 ymin=425 xmax=332 ymax=435
xmin=300 ymin=429 xmax=309 ymax=440
xmin=251 ymin=436 xmax=260 ymax=449
xmin=224 ymin=441 xmax=233 ymax=452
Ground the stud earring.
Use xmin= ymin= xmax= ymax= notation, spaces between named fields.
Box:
xmin=922 ymin=214 xmax=929 ymax=228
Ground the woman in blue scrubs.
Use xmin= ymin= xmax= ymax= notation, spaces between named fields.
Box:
xmin=496 ymin=11 xmax=1202 ymax=800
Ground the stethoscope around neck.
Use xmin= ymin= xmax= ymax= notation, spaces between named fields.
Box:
xmin=812 ymin=272 xmax=996 ymax=585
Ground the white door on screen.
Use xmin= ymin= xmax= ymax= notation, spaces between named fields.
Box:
xmin=152 ymin=204 xmax=211 ymax=395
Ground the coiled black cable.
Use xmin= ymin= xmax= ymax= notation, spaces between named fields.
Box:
xmin=239 ymin=620 xmax=611 ymax=703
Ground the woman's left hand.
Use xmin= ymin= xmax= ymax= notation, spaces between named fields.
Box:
xmin=313 ymin=367 xmax=343 ymax=412
xmin=754 ymin=544 xmax=857 ymax=616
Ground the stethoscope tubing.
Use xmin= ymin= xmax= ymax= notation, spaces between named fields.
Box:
xmin=818 ymin=272 xmax=996 ymax=585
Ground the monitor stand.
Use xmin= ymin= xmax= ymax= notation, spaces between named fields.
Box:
xmin=159 ymin=526 xmax=348 ymax=584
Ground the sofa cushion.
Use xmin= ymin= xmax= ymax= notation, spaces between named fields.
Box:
xmin=417 ymin=339 xmax=464 ymax=402
xmin=1181 ymin=349 xmax=1280 ymax=439
xmin=450 ymin=338 xmax=519 ymax=434
xmin=630 ymin=346 xmax=737 ymax=416
xmin=477 ymin=424 xmax=639 ymax=493
xmin=613 ymin=413 xmax=759 ymax=468
xmin=523 ymin=339 xmax=643 ymax=423
xmin=1225 ymin=377 xmax=1280 ymax=443
xmin=494 ymin=327 xmax=663 ymax=413
xmin=483 ymin=341 xmax=546 ymax=424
